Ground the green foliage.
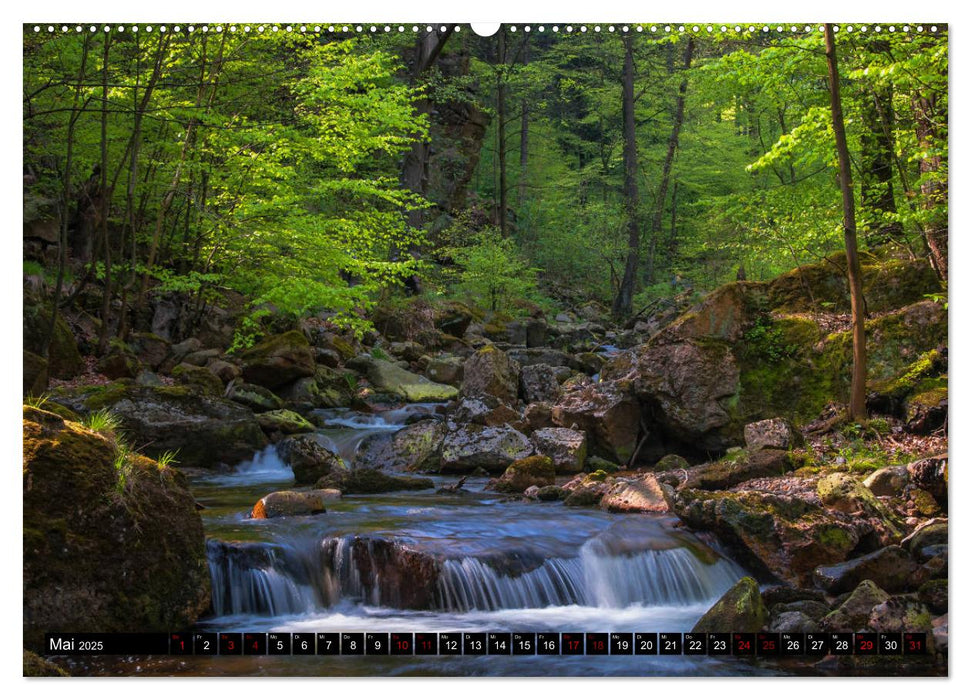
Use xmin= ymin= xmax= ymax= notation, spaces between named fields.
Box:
xmin=24 ymin=393 xmax=51 ymax=410
xmin=445 ymin=226 xmax=538 ymax=312
xmin=82 ymin=409 xmax=122 ymax=435
xmin=742 ymin=316 xmax=801 ymax=363
xmin=155 ymin=450 xmax=180 ymax=469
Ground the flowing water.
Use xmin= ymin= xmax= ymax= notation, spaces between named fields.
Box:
xmin=64 ymin=404 xmax=788 ymax=677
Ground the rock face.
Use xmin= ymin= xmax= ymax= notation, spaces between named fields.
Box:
xmin=256 ymin=409 xmax=315 ymax=435
xmin=425 ymin=355 xmax=465 ymax=386
xmin=692 ymin=577 xmax=768 ymax=633
xmin=316 ymin=470 xmax=434 ymax=494
xmin=519 ymin=363 xmax=561 ymax=404
xmin=530 ymin=427 xmax=587 ymax=474
xmin=600 ymin=474 xmax=668 ymax=513
xmin=54 ymin=383 xmax=267 ymax=469
xmin=240 ymin=330 xmax=315 ymax=389
xmin=250 ymin=489 xmax=340 ymax=518
xmin=278 ymin=434 xmax=346 ymax=485
xmin=23 ymin=305 xmax=84 ymax=379
xmin=440 ymin=424 xmax=534 ymax=474
xmin=551 ymin=381 xmax=639 ymax=464
xmin=669 ymin=488 xmax=871 ymax=587
xmin=822 ymin=580 xmax=891 ymax=631
xmin=461 ymin=346 xmax=520 ymax=404
xmin=227 ymin=382 xmax=284 ymax=412
xmin=23 ymin=407 xmax=210 ymax=650
xmin=493 ymin=455 xmax=556 ymax=493
xmin=680 ymin=449 xmax=793 ymax=491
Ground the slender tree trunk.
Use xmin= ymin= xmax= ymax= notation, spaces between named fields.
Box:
xmin=859 ymin=44 xmax=901 ymax=247
xmin=496 ymin=30 xmax=508 ymax=237
xmin=43 ymin=35 xmax=91 ymax=361
xmin=518 ymin=35 xmax=529 ymax=209
xmin=913 ymin=94 xmax=948 ymax=280
xmin=825 ymin=24 xmax=867 ymax=421
xmin=97 ymin=33 xmax=114 ymax=354
xmin=646 ymin=37 xmax=694 ymax=285
xmin=612 ymin=36 xmax=640 ymax=318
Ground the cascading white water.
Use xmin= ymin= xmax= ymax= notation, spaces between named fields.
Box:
xmin=207 ymin=540 xmax=321 ymax=616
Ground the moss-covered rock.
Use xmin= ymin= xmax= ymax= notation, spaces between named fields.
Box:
xmin=692 ymin=576 xmax=768 ymax=633
xmin=256 ymin=409 xmax=314 ymax=435
xmin=23 ymin=350 xmax=48 ymax=396
xmin=23 ymin=407 xmax=210 ymax=651
xmin=97 ymin=350 xmax=141 ymax=380
xmin=172 ymin=362 xmax=224 ymax=396
xmin=277 ymin=434 xmax=346 ymax=485
xmin=821 ymin=580 xmax=891 ymax=631
xmin=440 ymin=424 xmax=534 ymax=474
xmin=227 ymin=382 xmax=284 ymax=412
xmin=353 ymin=356 xmax=458 ymax=402
xmin=23 ymin=305 xmax=84 ymax=379
xmin=240 ymin=330 xmax=315 ymax=390
xmin=316 ymin=469 xmax=434 ymax=494
xmin=813 ymin=545 xmax=918 ymax=594
xmin=493 ymin=455 xmax=555 ymax=493
xmin=23 ymin=650 xmax=68 ymax=677
xmin=461 ymin=345 xmax=520 ymax=404
xmin=681 ymin=449 xmax=793 ymax=490
xmin=530 ymin=426 xmax=587 ymax=473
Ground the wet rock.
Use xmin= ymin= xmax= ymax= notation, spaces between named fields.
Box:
xmin=771 ymin=599 xmax=831 ymax=621
xmin=669 ymin=488 xmax=871 ymax=587
xmin=278 ymin=434 xmax=346 ymax=485
xmin=250 ymin=489 xmax=339 ymax=518
xmin=743 ymin=417 xmax=801 ymax=451
xmin=440 ymin=424 xmax=534 ymax=474
xmin=461 ymin=345 xmax=520 ymax=404
xmin=862 ymin=465 xmax=910 ymax=497
xmin=23 ymin=407 xmax=210 ymax=650
xmin=519 ymin=363 xmax=561 ymax=404
xmin=227 ymin=382 xmax=284 ymax=412
xmin=600 ymin=473 xmax=668 ymax=513
xmin=493 ymin=455 xmax=556 ymax=494
xmin=530 ymin=427 xmax=587 ymax=474
xmin=551 ymin=381 xmax=639 ymax=464
xmin=563 ymin=487 xmax=605 ymax=507
xmin=813 ymin=545 xmax=917 ymax=594
xmin=760 ymin=585 xmax=826 ymax=608
xmin=391 ymin=420 xmax=447 ymax=472
xmin=692 ymin=577 xmax=767 ymax=633
xmin=240 ymin=330 xmax=315 ymax=390
xmin=770 ymin=611 xmax=819 ymax=633
xmin=680 ymin=449 xmax=793 ymax=490
xmin=907 ymin=455 xmax=947 ymax=509
xmin=256 ymin=409 xmax=315 ymax=435
xmin=822 ymin=580 xmax=891 ymax=631
xmin=901 ymin=519 xmax=947 ymax=554
xmin=172 ymin=363 xmax=224 ymax=396
xmin=536 ymin=485 xmax=566 ymax=501
xmin=317 ymin=470 xmax=434 ymax=494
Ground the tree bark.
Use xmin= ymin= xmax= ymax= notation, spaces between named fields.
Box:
xmin=97 ymin=33 xmax=114 ymax=354
xmin=859 ymin=43 xmax=901 ymax=246
xmin=824 ymin=24 xmax=867 ymax=421
xmin=646 ymin=37 xmax=694 ymax=285
xmin=496 ymin=30 xmax=508 ymax=237
xmin=913 ymin=94 xmax=948 ymax=280
xmin=518 ymin=35 xmax=530 ymax=209
xmin=612 ymin=36 xmax=641 ymax=318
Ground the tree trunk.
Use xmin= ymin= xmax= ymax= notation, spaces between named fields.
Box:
xmin=859 ymin=45 xmax=901 ymax=247
xmin=612 ymin=36 xmax=640 ymax=318
xmin=646 ymin=37 xmax=694 ymax=285
xmin=824 ymin=24 xmax=867 ymax=421
xmin=97 ymin=33 xmax=113 ymax=354
xmin=913 ymin=94 xmax=948 ymax=280
xmin=496 ymin=30 xmax=508 ymax=237
xmin=518 ymin=35 xmax=529 ymax=209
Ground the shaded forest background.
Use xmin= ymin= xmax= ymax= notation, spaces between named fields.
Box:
xmin=22 ymin=24 xmax=948 ymax=354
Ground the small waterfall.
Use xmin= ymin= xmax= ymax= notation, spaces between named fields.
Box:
xmin=435 ymin=544 xmax=745 ymax=612
xmin=206 ymin=534 xmax=746 ymax=618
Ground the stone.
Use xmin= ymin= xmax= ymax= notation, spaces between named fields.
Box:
xmin=389 ymin=340 xmax=426 ymax=363
xmin=743 ymin=417 xmax=801 ymax=451
xmin=425 ymin=355 xmax=465 ymax=386
xmin=525 ymin=319 xmax=548 ymax=348
xmin=536 ymin=485 xmax=566 ymax=502
xmin=680 ymin=449 xmax=793 ymax=490
xmin=440 ymin=424 xmax=534 ymax=474
xmin=96 ymin=351 xmax=140 ymax=380
xmin=182 ymin=348 xmax=222 ymax=367
xmin=227 ymin=382 xmax=284 ymax=412
xmin=23 ymin=650 xmax=68 ymax=677
xmin=863 ymin=465 xmax=911 ymax=497
xmin=250 ymin=489 xmax=340 ymax=518
xmin=23 ymin=350 xmax=48 ymax=396
xmin=519 ymin=363 xmax=562 ymax=404
xmin=760 ymin=585 xmax=826 ymax=608
xmin=449 ymin=396 xmax=522 ymax=428
xmin=240 ymin=330 xmax=315 ymax=390
xmin=493 ymin=455 xmax=556 ymax=493
xmin=692 ymin=577 xmax=767 ymax=633
xmin=461 ymin=346 xmax=520 ymax=404
xmin=524 ymin=401 xmax=555 ymax=432
xmin=816 ymin=472 xmax=904 ymax=540
xmin=357 ymin=356 xmax=458 ymax=402
xmin=769 ymin=611 xmax=819 ymax=633
xmin=669 ymin=488 xmax=872 ymax=588
xmin=563 ymin=487 xmax=605 ymax=507
xmin=207 ymin=359 xmax=242 ymax=384
xmin=278 ymin=434 xmax=346 ymax=485
xmin=315 ymin=347 xmax=342 ymax=368
xmin=316 ymin=470 xmax=434 ymax=494
xmin=530 ymin=427 xmax=587 ymax=474
xmin=55 ymin=383 xmax=266 ymax=469
xmin=392 ymin=420 xmax=447 ymax=472
xmin=901 ymin=519 xmax=947 ymax=554
xmin=600 ymin=473 xmax=668 ymax=513
xmin=507 ymin=347 xmax=577 ymax=370
xmin=654 ymin=454 xmax=691 ymax=472
xmin=172 ymin=363 xmax=224 ymax=396
xmin=770 ymin=599 xmax=831 ymax=621
xmin=813 ymin=545 xmax=918 ymax=594
xmin=170 ymin=337 xmax=203 ymax=361
xmin=256 ymin=409 xmax=315 ymax=435
xmin=131 ymin=332 xmax=171 ymax=370
xmin=918 ymin=579 xmax=947 ymax=615
xmin=822 ymin=580 xmax=891 ymax=631
xmin=23 ymin=305 xmax=84 ymax=379
xmin=433 ymin=301 xmax=476 ymax=337
xmin=905 ymin=388 xmax=947 ymax=434
xmin=908 ymin=455 xmax=947 ymax=509
xmin=23 ymin=407 xmax=210 ymax=650
xmin=551 ymin=381 xmax=640 ymax=464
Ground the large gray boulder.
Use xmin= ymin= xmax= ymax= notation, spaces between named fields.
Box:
xmin=461 ymin=346 xmax=520 ymax=404
xmin=440 ymin=424 xmax=534 ymax=474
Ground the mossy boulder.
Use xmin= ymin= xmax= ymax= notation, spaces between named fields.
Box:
xmin=256 ymin=409 xmax=315 ymax=435
xmin=23 ymin=650 xmax=68 ymax=677
xmin=669 ymin=488 xmax=872 ymax=587
xmin=530 ymin=427 xmax=587 ymax=474
xmin=440 ymin=424 xmax=535 ymax=474
xmin=813 ymin=545 xmax=918 ymax=594
xmin=551 ymin=381 xmax=640 ymax=464
xmin=277 ymin=434 xmax=346 ymax=485
xmin=23 ymin=305 xmax=84 ymax=379
xmin=227 ymin=382 xmax=284 ymax=412
xmin=816 ymin=473 xmax=904 ymax=541
xmin=23 ymin=407 xmax=210 ymax=651
xmin=354 ymin=356 xmax=458 ymax=402
xmin=681 ymin=449 xmax=793 ymax=490
xmin=24 ymin=350 xmax=48 ymax=396
xmin=51 ymin=383 xmax=267 ymax=469
xmin=692 ymin=576 xmax=767 ymax=633
xmin=240 ymin=330 xmax=315 ymax=390
xmin=821 ymin=580 xmax=891 ymax=631
xmin=172 ymin=362 xmax=224 ymax=396
xmin=493 ymin=455 xmax=556 ymax=493
xmin=316 ymin=469 xmax=434 ymax=494
xmin=655 ymin=453 xmax=691 ymax=471
xmin=461 ymin=345 xmax=521 ymax=404
xmin=96 ymin=350 xmax=141 ymax=380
